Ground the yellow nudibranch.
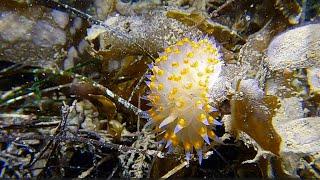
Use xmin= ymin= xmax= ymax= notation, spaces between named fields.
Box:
xmin=145 ymin=37 xmax=223 ymax=164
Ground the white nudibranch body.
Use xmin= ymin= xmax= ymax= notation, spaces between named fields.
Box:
xmin=145 ymin=37 xmax=223 ymax=163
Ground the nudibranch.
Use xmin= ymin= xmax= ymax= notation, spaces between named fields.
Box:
xmin=145 ymin=37 xmax=224 ymax=163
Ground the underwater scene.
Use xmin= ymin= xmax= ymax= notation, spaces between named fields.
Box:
xmin=0 ymin=0 xmax=320 ymax=178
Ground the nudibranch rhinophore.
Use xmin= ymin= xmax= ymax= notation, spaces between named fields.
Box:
xmin=145 ymin=37 xmax=224 ymax=163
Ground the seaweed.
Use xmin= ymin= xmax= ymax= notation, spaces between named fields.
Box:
xmin=1 ymin=0 xmax=320 ymax=178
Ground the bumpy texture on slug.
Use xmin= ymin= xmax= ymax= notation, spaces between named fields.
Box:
xmin=146 ymin=37 xmax=223 ymax=161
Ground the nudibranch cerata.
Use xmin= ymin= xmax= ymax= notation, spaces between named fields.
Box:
xmin=145 ymin=37 xmax=223 ymax=163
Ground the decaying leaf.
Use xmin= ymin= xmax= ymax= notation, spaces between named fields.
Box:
xmin=166 ymin=9 xmax=245 ymax=50
xmin=231 ymin=79 xmax=281 ymax=155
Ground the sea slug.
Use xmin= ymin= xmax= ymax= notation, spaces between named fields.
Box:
xmin=145 ymin=37 xmax=223 ymax=163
